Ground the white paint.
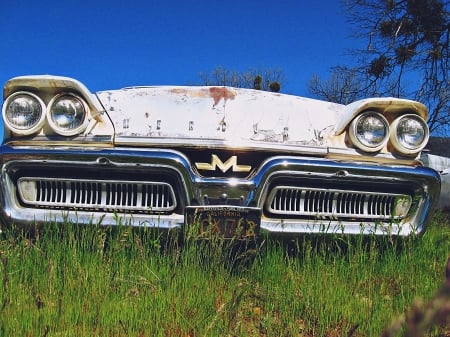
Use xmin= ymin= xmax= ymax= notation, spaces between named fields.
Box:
xmin=422 ymin=153 xmax=450 ymax=210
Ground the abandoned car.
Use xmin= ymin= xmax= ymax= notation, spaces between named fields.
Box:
xmin=0 ymin=75 xmax=441 ymax=237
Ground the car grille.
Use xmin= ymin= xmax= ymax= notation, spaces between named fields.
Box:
xmin=266 ymin=186 xmax=411 ymax=220
xmin=17 ymin=177 xmax=177 ymax=213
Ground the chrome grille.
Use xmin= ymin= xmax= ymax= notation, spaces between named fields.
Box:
xmin=266 ymin=186 xmax=411 ymax=220
xmin=17 ymin=177 xmax=177 ymax=213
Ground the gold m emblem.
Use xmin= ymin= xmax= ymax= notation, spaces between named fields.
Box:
xmin=195 ymin=155 xmax=251 ymax=173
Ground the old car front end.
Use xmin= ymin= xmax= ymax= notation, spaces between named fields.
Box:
xmin=0 ymin=75 xmax=440 ymax=237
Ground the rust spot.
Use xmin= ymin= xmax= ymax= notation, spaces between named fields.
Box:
xmin=169 ymin=88 xmax=188 ymax=95
xmin=49 ymin=80 xmax=60 ymax=88
xmin=209 ymin=87 xmax=236 ymax=107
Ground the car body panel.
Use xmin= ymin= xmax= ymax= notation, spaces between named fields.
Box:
xmin=421 ymin=153 xmax=450 ymax=211
xmin=96 ymin=86 xmax=341 ymax=147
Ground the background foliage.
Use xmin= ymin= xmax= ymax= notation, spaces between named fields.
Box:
xmin=309 ymin=0 xmax=449 ymax=135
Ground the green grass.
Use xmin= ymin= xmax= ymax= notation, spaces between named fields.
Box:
xmin=0 ymin=213 xmax=449 ymax=337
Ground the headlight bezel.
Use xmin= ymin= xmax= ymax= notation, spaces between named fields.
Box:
xmin=348 ymin=111 xmax=390 ymax=153
xmin=47 ymin=92 xmax=90 ymax=136
xmin=2 ymin=91 xmax=47 ymax=135
xmin=390 ymin=114 xmax=429 ymax=155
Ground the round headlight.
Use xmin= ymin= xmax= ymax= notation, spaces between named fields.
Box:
xmin=349 ymin=111 xmax=389 ymax=152
xmin=47 ymin=93 xmax=89 ymax=136
xmin=2 ymin=92 xmax=46 ymax=135
xmin=390 ymin=114 xmax=429 ymax=155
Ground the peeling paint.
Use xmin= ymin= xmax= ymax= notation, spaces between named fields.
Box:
xmin=90 ymin=84 xmax=430 ymax=159
xmin=95 ymin=86 xmax=345 ymax=148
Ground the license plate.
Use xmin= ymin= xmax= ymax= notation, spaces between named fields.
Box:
xmin=185 ymin=206 xmax=261 ymax=239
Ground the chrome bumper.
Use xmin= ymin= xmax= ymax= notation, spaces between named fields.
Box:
xmin=0 ymin=145 xmax=441 ymax=236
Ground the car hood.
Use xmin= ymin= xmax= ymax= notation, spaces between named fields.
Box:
xmin=96 ymin=86 xmax=344 ymax=147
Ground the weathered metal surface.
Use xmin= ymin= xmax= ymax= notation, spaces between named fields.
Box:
xmin=95 ymin=85 xmax=429 ymax=161
xmin=3 ymin=75 xmax=429 ymax=161
xmin=96 ymin=86 xmax=343 ymax=147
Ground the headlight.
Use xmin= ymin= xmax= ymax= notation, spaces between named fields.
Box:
xmin=2 ymin=92 xmax=46 ymax=135
xmin=47 ymin=93 xmax=89 ymax=136
xmin=349 ymin=111 xmax=389 ymax=152
xmin=390 ymin=114 xmax=429 ymax=155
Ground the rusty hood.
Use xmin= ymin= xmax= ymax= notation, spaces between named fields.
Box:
xmin=96 ymin=86 xmax=344 ymax=148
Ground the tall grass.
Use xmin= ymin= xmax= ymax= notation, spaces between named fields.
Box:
xmin=0 ymin=213 xmax=448 ymax=336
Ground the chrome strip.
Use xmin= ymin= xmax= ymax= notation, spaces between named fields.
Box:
xmin=0 ymin=146 xmax=441 ymax=236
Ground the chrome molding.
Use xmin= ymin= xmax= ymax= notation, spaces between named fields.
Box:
xmin=0 ymin=145 xmax=441 ymax=235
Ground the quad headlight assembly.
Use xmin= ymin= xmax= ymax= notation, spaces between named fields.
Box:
xmin=349 ymin=111 xmax=429 ymax=156
xmin=2 ymin=91 xmax=90 ymax=137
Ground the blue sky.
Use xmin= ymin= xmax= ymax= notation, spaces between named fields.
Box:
xmin=1 ymin=0 xmax=360 ymax=97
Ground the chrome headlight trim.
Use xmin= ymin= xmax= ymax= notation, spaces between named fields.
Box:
xmin=47 ymin=93 xmax=89 ymax=136
xmin=390 ymin=114 xmax=429 ymax=155
xmin=349 ymin=111 xmax=389 ymax=152
xmin=2 ymin=91 xmax=46 ymax=135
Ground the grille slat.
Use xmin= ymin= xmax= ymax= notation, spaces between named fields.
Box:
xmin=18 ymin=177 xmax=177 ymax=213
xmin=266 ymin=186 xmax=411 ymax=220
